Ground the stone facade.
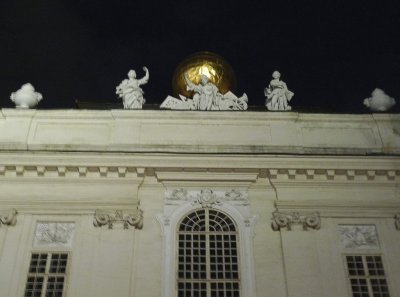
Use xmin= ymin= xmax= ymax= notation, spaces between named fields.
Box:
xmin=0 ymin=109 xmax=399 ymax=297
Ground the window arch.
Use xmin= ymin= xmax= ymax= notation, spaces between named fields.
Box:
xmin=177 ymin=208 xmax=240 ymax=297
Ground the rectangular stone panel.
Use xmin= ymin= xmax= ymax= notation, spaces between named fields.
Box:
xmin=139 ymin=122 xmax=271 ymax=146
xmin=33 ymin=222 xmax=75 ymax=248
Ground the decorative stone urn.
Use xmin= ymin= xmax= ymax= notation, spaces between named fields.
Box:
xmin=363 ymin=88 xmax=395 ymax=112
xmin=10 ymin=83 xmax=43 ymax=108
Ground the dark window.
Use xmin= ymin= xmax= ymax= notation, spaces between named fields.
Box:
xmin=25 ymin=253 xmax=69 ymax=297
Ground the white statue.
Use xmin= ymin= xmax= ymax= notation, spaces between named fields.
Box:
xmin=363 ymin=88 xmax=396 ymax=112
xmin=265 ymin=71 xmax=294 ymax=111
xmin=161 ymin=73 xmax=248 ymax=111
xmin=10 ymin=83 xmax=42 ymax=109
xmin=185 ymin=73 xmax=221 ymax=110
xmin=116 ymin=67 xmax=149 ymax=109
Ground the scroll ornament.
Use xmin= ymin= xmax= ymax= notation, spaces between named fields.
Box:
xmin=94 ymin=209 xmax=143 ymax=230
xmin=0 ymin=209 xmax=17 ymax=226
xmin=271 ymin=211 xmax=320 ymax=231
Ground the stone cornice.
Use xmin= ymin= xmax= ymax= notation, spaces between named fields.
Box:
xmin=0 ymin=163 xmax=397 ymax=183
xmin=1 ymin=152 xmax=399 ymax=169
xmin=1 ymin=109 xmax=399 ymax=155
xmin=267 ymin=168 xmax=398 ymax=182
xmin=275 ymin=200 xmax=400 ymax=218
xmin=0 ymin=165 xmax=145 ymax=179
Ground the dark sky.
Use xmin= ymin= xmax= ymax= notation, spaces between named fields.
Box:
xmin=0 ymin=1 xmax=399 ymax=112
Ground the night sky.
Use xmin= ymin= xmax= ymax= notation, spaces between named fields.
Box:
xmin=1 ymin=1 xmax=399 ymax=112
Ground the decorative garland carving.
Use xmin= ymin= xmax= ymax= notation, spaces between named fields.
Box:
xmin=93 ymin=209 xmax=143 ymax=230
xmin=271 ymin=211 xmax=320 ymax=231
xmin=165 ymin=188 xmax=248 ymax=207
xmin=0 ymin=209 xmax=17 ymax=226
xmin=395 ymin=214 xmax=400 ymax=230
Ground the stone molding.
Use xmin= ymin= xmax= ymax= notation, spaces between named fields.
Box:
xmin=275 ymin=200 xmax=400 ymax=218
xmin=0 ymin=165 xmax=145 ymax=178
xmin=271 ymin=211 xmax=321 ymax=231
xmin=395 ymin=214 xmax=400 ymax=230
xmin=0 ymin=209 xmax=17 ymax=226
xmin=1 ymin=109 xmax=399 ymax=155
xmin=0 ymin=165 xmax=398 ymax=183
xmin=267 ymin=169 xmax=398 ymax=182
xmin=93 ymin=209 xmax=143 ymax=230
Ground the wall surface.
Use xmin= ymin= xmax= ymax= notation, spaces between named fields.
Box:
xmin=0 ymin=109 xmax=399 ymax=297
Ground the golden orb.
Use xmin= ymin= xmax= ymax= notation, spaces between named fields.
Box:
xmin=172 ymin=51 xmax=237 ymax=98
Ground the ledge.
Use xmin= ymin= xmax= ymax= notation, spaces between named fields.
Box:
xmin=1 ymin=109 xmax=399 ymax=155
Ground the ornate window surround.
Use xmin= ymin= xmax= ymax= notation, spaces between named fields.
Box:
xmin=157 ymin=189 xmax=256 ymax=297
xmin=17 ymin=217 xmax=77 ymax=297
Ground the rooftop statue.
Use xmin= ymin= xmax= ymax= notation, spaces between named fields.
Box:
xmin=161 ymin=73 xmax=248 ymax=111
xmin=363 ymin=88 xmax=396 ymax=112
xmin=265 ymin=71 xmax=294 ymax=111
xmin=116 ymin=67 xmax=149 ymax=109
xmin=10 ymin=83 xmax=42 ymax=109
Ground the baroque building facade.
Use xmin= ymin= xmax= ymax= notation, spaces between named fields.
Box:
xmin=0 ymin=109 xmax=399 ymax=297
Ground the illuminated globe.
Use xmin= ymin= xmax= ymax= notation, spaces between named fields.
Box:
xmin=172 ymin=51 xmax=237 ymax=98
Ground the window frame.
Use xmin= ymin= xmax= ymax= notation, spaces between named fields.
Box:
xmin=343 ymin=253 xmax=391 ymax=297
xmin=24 ymin=251 xmax=71 ymax=297
xmin=157 ymin=201 xmax=256 ymax=297
xmin=176 ymin=208 xmax=241 ymax=297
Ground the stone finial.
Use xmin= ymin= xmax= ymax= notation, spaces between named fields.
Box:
xmin=363 ymin=88 xmax=396 ymax=112
xmin=10 ymin=83 xmax=42 ymax=109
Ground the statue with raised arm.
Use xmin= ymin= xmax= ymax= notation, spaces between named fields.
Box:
xmin=116 ymin=67 xmax=149 ymax=109
xmin=161 ymin=73 xmax=248 ymax=111
xmin=184 ymin=73 xmax=223 ymax=110
xmin=265 ymin=71 xmax=294 ymax=111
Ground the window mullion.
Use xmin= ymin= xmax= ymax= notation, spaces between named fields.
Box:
xmin=206 ymin=208 xmax=211 ymax=297
xmin=362 ymin=256 xmax=373 ymax=297
xmin=41 ymin=253 xmax=52 ymax=297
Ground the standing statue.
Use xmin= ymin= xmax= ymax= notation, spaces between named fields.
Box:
xmin=116 ymin=67 xmax=149 ymax=109
xmin=265 ymin=71 xmax=294 ymax=111
xmin=184 ymin=73 xmax=222 ymax=110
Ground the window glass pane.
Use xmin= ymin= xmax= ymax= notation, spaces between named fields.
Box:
xmin=24 ymin=276 xmax=44 ymax=297
xmin=50 ymin=253 xmax=68 ymax=273
xmin=29 ymin=253 xmax=48 ymax=274
xmin=46 ymin=276 xmax=65 ymax=297
xmin=346 ymin=255 xmax=365 ymax=276
xmin=366 ymin=256 xmax=385 ymax=276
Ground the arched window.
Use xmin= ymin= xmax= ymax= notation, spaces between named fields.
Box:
xmin=177 ymin=208 xmax=240 ymax=297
